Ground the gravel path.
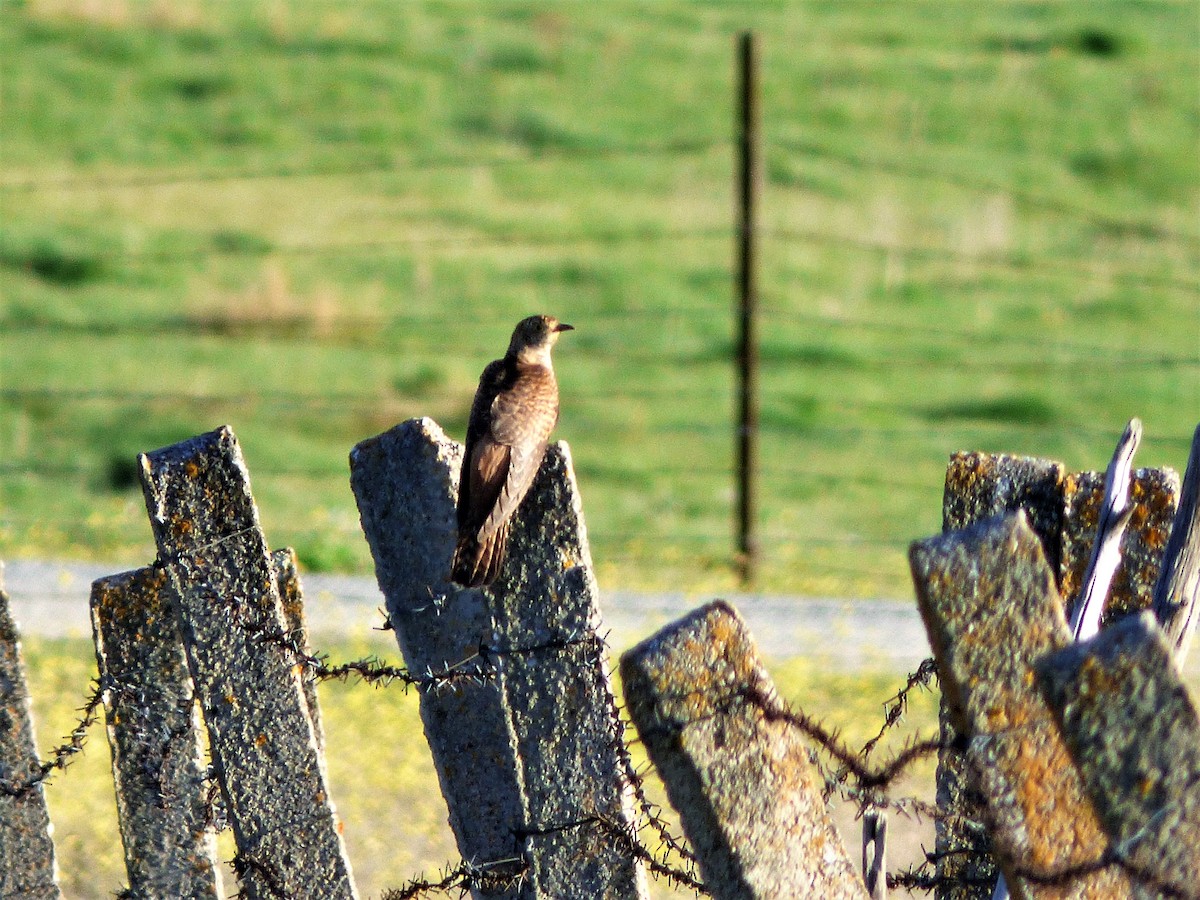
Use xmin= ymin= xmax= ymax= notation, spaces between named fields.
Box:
xmin=8 ymin=558 xmax=1199 ymax=686
xmin=3 ymin=558 xmax=932 ymax=671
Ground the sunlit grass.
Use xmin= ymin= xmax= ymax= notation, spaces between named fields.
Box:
xmin=2 ymin=1 xmax=1196 ymax=596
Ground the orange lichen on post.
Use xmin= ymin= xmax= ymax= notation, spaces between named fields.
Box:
xmin=911 ymin=512 xmax=1132 ymax=898
xmin=1060 ymin=467 xmax=1179 ymax=621
xmin=622 ymin=601 xmax=866 ymax=900
xmin=1039 ymin=613 xmax=1200 ymax=897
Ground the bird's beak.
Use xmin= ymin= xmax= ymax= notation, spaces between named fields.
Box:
xmin=555 ymin=323 xmax=575 ymax=332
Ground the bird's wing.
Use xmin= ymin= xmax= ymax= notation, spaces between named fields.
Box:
xmin=475 ymin=363 xmax=558 ymax=539
xmin=479 ymin=439 xmax=547 ymax=540
xmin=457 ymin=359 xmax=508 ymax=531
xmin=465 ymin=435 xmax=512 ymax=539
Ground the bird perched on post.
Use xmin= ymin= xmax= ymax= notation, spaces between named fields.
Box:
xmin=451 ymin=314 xmax=573 ymax=588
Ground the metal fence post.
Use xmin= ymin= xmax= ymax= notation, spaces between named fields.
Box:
xmin=735 ymin=30 xmax=762 ymax=586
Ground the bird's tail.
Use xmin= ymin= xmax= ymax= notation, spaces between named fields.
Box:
xmin=451 ymin=523 xmax=510 ymax=588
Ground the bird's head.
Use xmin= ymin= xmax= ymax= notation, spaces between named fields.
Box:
xmin=508 ymin=314 xmax=573 ymax=364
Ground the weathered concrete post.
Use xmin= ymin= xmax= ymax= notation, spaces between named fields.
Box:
xmin=622 ymin=600 xmax=865 ymax=900
xmin=90 ymin=549 xmax=316 ymax=899
xmin=271 ymin=548 xmax=327 ymax=753
xmin=937 ymin=453 xmax=1065 ymax=899
xmin=139 ymin=427 xmax=356 ymax=900
xmin=910 ymin=512 xmax=1130 ymax=898
xmin=0 ymin=564 xmax=63 ymax=900
xmin=91 ymin=566 xmax=222 ymax=900
xmin=487 ymin=442 xmax=647 ymax=899
xmin=1060 ymin=467 xmax=1179 ymax=624
xmin=350 ymin=417 xmax=646 ymax=899
xmin=1038 ymin=612 xmax=1200 ymax=896
xmin=936 ymin=450 xmax=1179 ymax=898
xmin=350 ymin=419 xmax=526 ymax=896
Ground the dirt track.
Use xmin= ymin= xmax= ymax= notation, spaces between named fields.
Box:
xmin=3 ymin=558 xmax=931 ymax=671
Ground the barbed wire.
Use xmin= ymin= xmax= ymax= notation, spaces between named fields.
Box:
xmin=0 ymin=138 xmax=724 ymax=193
xmin=0 ymin=675 xmax=107 ymax=798
xmin=382 ymin=856 xmax=528 ymax=900
xmin=10 ymin=592 xmax=1193 ymax=897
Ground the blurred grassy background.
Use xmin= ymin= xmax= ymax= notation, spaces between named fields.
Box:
xmin=1 ymin=0 xmax=1197 ymax=597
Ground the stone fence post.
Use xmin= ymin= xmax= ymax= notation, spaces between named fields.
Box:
xmin=91 ymin=566 xmax=222 ymax=900
xmin=90 ymin=547 xmax=322 ymax=899
xmin=350 ymin=417 xmax=646 ymax=899
xmin=0 ymin=565 xmax=62 ymax=900
xmin=911 ymin=512 xmax=1129 ymax=897
xmin=139 ymin=426 xmax=356 ymax=900
xmin=912 ymin=511 xmax=1200 ymax=898
xmin=935 ymin=451 xmax=1179 ymax=898
xmin=621 ymin=600 xmax=865 ymax=900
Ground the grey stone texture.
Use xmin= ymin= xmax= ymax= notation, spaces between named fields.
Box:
xmin=91 ymin=566 xmax=222 ymax=900
xmin=139 ymin=426 xmax=357 ymax=900
xmin=1039 ymin=612 xmax=1200 ymax=899
xmin=0 ymin=566 xmax=62 ymax=900
xmin=911 ymin=512 xmax=1130 ymax=899
xmin=621 ymin=600 xmax=865 ymax=900
xmin=350 ymin=417 xmax=646 ymax=899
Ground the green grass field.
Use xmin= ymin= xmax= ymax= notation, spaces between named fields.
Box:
xmin=2 ymin=0 xmax=1197 ymax=597
xmin=20 ymin=634 xmax=941 ymax=898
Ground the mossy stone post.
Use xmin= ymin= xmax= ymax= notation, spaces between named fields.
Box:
xmin=0 ymin=566 xmax=62 ymax=900
xmin=911 ymin=512 xmax=1130 ymax=898
xmin=350 ymin=419 xmax=525 ymax=897
xmin=938 ymin=453 xmax=1065 ymax=899
xmin=622 ymin=601 xmax=865 ymax=900
xmin=139 ymin=427 xmax=356 ymax=900
xmin=90 ymin=549 xmax=317 ymax=899
xmin=936 ymin=450 xmax=1179 ymax=898
xmin=351 ymin=417 xmax=646 ymax=899
xmin=91 ymin=566 xmax=222 ymax=900
xmin=1039 ymin=612 xmax=1200 ymax=896
xmin=1060 ymin=467 xmax=1179 ymax=625
xmin=487 ymin=442 xmax=647 ymax=898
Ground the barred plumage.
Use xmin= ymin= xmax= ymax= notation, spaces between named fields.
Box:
xmin=451 ymin=314 xmax=572 ymax=588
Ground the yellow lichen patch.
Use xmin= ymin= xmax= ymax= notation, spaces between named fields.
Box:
xmin=1075 ymin=654 xmax=1123 ymax=699
xmin=1012 ymin=732 xmax=1106 ymax=869
xmin=1138 ymin=773 xmax=1158 ymax=798
xmin=184 ymin=460 xmax=201 ymax=479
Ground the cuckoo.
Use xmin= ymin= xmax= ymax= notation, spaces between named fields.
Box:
xmin=451 ymin=314 xmax=573 ymax=587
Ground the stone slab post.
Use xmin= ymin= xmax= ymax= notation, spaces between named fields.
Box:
xmin=139 ymin=426 xmax=356 ymax=900
xmin=271 ymin=548 xmax=326 ymax=753
xmin=621 ymin=600 xmax=865 ymax=900
xmin=1060 ymin=467 xmax=1179 ymax=624
xmin=937 ymin=453 xmax=1065 ymax=899
xmin=1038 ymin=612 xmax=1200 ymax=897
xmin=91 ymin=566 xmax=222 ymax=900
xmin=910 ymin=512 xmax=1129 ymax=898
xmin=350 ymin=419 xmax=525 ymax=896
xmin=350 ymin=418 xmax=646 ymax=899
xmin=0 ymin=565 xmax=62 ymax=900
xmin=488 ymin=442 xmax=647 ymax=899
xmin=937 ymin=450 xmax=1179 ymax=898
